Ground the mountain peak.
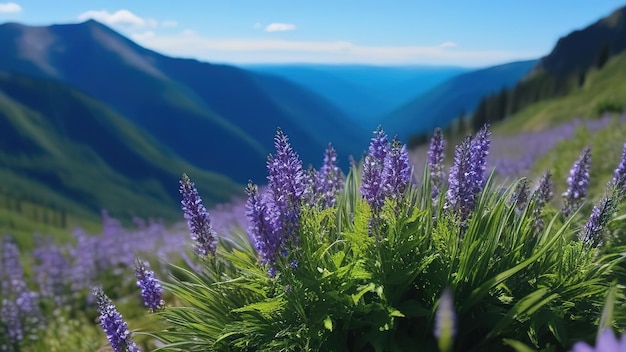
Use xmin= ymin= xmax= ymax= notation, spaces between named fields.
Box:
xmin=534 ymin=5 xmax=626 ymax=76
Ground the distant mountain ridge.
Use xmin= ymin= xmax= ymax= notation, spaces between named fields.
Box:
xmin=0 ymin=20 xmax=368 ymax=222
xmin=534 ymin=5 xmax=626 ymax=77
xmin=0 ymin=71 xmax=242 ymax=221
xmin=0 ymin=20 xmax=367 ymax=185
xmin=381 ymin=60 xmax=536 ymax=139
xmin=243 ymin=64 xmax=468 ymax=127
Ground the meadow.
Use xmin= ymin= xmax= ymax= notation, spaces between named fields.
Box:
xmin=2 ymin=120 xmax=626 ymax=351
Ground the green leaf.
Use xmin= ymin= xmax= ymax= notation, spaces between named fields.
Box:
xmin=502 ymin=338 xmax=537 ymax=352
xmin=323 ymin=316 xmax=333 ymax=332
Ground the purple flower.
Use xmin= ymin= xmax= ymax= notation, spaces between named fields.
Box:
xmin=581 ymin=196 xmax=616 ymax=247
xmin=469 ymin=125 xmax=491 ymax=191
xmin=611 ymin=142 xmax=626 ymax=191
xmin=562 ymin=147 xmax=591 ymax=217
xmin=445 ymin=125 xmax=491 ymax=221
xmin=360 ymin=126 xmax=389 ymax=212
xmin=93 ymin=287 xmax=141 ymax=352
xmin=570 ymin=328 xmax=626 ymax=352
xmin=267 ymin=129 xmax=307 ymax=242
xmin=135 ymin=259 xmax=165 ymax=312
xmin=434 ymin=288 xmax=456 ymax=352
xmin=530 ymin=171 xmax=554 ymax=232
xmin=428 ymin=128 xmax=446 ymax=199
xmin=509 ymin=178 xmax=530 ymax=214
xmin=179 ymin=173 xmax=217 ymax=256
xmin=315 ymin=143 xmax=345 ymax=208
xmin=382 ymin=136 xmax=411 ymax=200
xmin=246 ymin=182 xmax=282 ymax=269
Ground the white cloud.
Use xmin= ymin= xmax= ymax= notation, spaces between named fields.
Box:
xmin=264 ymin=23 xmax=296 ymax=32
xmin=161 ymin=20 xmax=178 ymax=28
xmin=253 ymin=22 xmax=262 ymax=30
xmin=77 ymin=9 xmax=157 ymax=28
xmin=132 ymin=32 xmax=538 ymax=66
xmin=131 ymin=31 xmax=156 ymax=41
xmin=0 ymin=2 xmax=21 ymax=13
xmin=439 ymin=41 xmax=458 ymax=48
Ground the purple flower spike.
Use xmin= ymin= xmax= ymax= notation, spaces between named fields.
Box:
xmin=315 ymin=143 xmax=345 ymax=208
xmin=428 ymin=128 xmax=446 ymax=199
xmin=570 ymin=328 xmax=626 ymax=352
xmin=509 ymin=178 xmax=530 ymax=214
xmin=93 ymin=287 xmax=141 ymax=352
xmin=267 ymin=129 xmax=307 ymax=241
xmin=562 ymin=147 xmax=592 ymax=217
xmin=581 ymin=196 xmax=616 ymax=247
xmin=246 ymin=182 xmax=281 ymax=269
xmin=611 ymin=142 xmax=626 ymax=191
xmin=135 ymin=259 xmax=165 ymax=312
xmin=531 ymin=171 xmax=554 ymax=232
xmin=179 ymin=173 xmax=217 ymax=256
xmin=361 ymin=126 xmax=389 ymax=212
xmin=383 ymin=136 xmax=411 ymax=199
xmin=445 ymin=125 xmax=492 ymax=222
xmin=469 ymin=125 xmax=491 ymax=191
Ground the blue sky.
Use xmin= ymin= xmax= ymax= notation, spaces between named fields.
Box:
xmin=1 ymin=1 xmax=625 ymax=66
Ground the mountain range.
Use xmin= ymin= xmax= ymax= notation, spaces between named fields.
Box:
xmin=1 ymin=5 xmax=625 ymax=224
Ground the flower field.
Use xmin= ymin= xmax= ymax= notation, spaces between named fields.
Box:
xmin=2 ymin=124 xmax=626 ymax=351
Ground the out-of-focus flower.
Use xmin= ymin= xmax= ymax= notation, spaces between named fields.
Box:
xmin=581 ymin=196 xmax=616 ymax=247
xmin=179 ymin=173 xmax=217 ymax=256
xmin=428 ymin=128 xmax=446 ymax=199
xmin=135 ymin=259 xmax=165 ymax=312
xmin=434 ymin=288 xmax=456 ymax=352
xmin=611 ymin=142 xmax=626 ymax=192
xmin=93 ymin=287 xmax=141 ymax=352
xmin=315 ymin=143 xmax=344 ymax=208
xmin=562 ymin=147 xmax=591 ymax=217
xmin=569 ymin=328 xmax=626 ymax=352
xmin=246 ymin=182 xmax=281 ymax=270
xmin=531 ymin=171 xmax=554 ymax=232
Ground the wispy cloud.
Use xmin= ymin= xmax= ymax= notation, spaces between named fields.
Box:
xmin=264 ymin=23 xmax=296 ymax=32
xmin=161 ymin=20 xmax=178 ymax=28
xmin=439 ymin=41 xmax=458 ymax=48
xmin=0 ymin=2 xmax=21 ymax=13
xmin=78 ymin=9 xmax=157 ymax=27
xmin=132 ymin=32 xmax=538 ymax=66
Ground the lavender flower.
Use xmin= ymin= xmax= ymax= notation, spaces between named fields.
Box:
xmin=531 ymin=171 xmax=554 ymax=232
xmin=179 ymin=173 xmax=217 ymax=256
xmin=135 ymin=259 xmax=165 ymax=312
xmin=93 ymin=287 xmax=141 ymax=352
xmin=611 ymin=142 xmax=626 ymax=191
xmin=445 ymin=125 xmax=492 ymax=222
xmin=315 ymin=143 xmax=345 ymax=208
xmin=434 ymin=288 xmax=456 ymax=352
xmin=33 ymin=240 xmax=70 ymax=305
xmin=509 ymin=178 xmax=530 ymax=214
xmin=360 ymin=126 xmax=389 ymax=212
xmin=382 ymin=136 xmax=411 ymax=200
xmin=428 ymin=128 xmax=446 ymax=199
xmin=469 ymin=125 xmax=491 ymax=191
xmin=267 ymin=129 xmax=307 ymax=242
xmin=246 ymin=182 xmax=281 ymax=270
xmin=570 ymin=328 xmax=626 ymax=352
xmin=562 ymin=147 xmax=591 ymax=217
xmin=581 ymin=196 xmax=616 ymax=247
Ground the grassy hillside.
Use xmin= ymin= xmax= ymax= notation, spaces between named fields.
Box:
xmin=0 ymin=71 xmax=243 ymax=225
xmin=496 ymin=53 xmax=626 ymax=134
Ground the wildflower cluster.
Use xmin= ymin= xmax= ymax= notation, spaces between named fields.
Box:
xmin=145 ymin=125 xmax=626 ymax=352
